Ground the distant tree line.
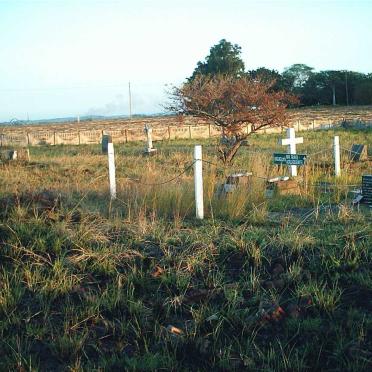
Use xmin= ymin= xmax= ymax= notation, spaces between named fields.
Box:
xmin=189 ymin=39 xmax=372 ymax=106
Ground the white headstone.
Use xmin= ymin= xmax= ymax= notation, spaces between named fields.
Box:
xmin=223 ymin=172 xmax=252 ymax=193
xmin=144 ymin=124 xmax=157 ymax=154
xmin=280 ymin=128 xmax=303 ymax=177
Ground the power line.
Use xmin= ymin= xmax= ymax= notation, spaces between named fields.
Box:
xmin=0 ymin=81 xmax=168 ymax=93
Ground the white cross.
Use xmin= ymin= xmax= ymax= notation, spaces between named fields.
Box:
xmin=280 ymin=128 xmax=303 ymax=177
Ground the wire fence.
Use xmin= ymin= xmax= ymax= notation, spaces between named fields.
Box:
xmin=112 ymin=153 xmax=363 ymax=190
xmin=117 ymin=161 xmax=196 ymax=186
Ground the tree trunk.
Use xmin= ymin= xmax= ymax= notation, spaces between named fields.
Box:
xmin=345 ymin=72 xmax=349 ymax=106
xmin=219 ymin=139 xmax=243 ymax=164
xmin=332 ymin=85 xmax=336 ymax=106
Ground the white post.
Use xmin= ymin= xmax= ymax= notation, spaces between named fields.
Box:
xmin=194 ymin=145 xmax=204 ymax=220
xmin=280 ymin=128 xmax=303 ymax=177
xmin=108 ymin=142 xmax=116 ymax=199
xmin=334 ymin=136 xmax=341 ymax=177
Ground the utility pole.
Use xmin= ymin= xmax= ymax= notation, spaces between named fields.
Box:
xmin=128 ymin=81 xmax=132 ymax=120
xmin=345 ymin=71 xmax=349 ymax=106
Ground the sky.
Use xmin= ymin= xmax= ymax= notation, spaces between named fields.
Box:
xmin=0 ymin=0 xmax=371 ymax=122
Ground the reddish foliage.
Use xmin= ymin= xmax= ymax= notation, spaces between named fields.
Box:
xmin=168 ymin=74 xmax=298 ymax=162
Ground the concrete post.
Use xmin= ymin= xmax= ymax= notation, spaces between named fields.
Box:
xmin=194 ymin=145 xmax=204 ymax=219
xmin=334 ymin=136 xmax=341 ymax=177
xmin=108 ymin=142 xmax=116 ymax=199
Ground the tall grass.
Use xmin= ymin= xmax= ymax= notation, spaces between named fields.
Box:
xmin=1 ymin=128 xmax=370 ymax=223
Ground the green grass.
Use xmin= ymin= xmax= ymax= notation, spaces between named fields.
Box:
xmin=0 ymin=128 xmax=371 ymax=370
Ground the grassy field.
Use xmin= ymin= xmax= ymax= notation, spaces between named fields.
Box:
xmin=0 ymin=127 xmax=371 ymax=371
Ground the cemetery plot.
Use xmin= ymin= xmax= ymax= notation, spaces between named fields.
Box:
xmin=169 ymin=126 xmax=191 ymax=139
xmin=1 ymin=106 xmax=372 ymax=148
xmin=190 ymin=125 xmax=210 ymax=139
xmin=126 ymin=128 xmax=144 ymax=142
xmin=222 ymin=172 xmax=252 ymax=194
xmin=1 ymin=133 xmax=28 ymax=147
xmin=55 ymin=131 xmax=80 ymax=145
xmin=105 ymin=129 xmax=127 ymax=143
xmin=151 ymin=127 xmax=170 ymax=141
xmin=28 ymin=131 xmax=55 ymax=145
xmin=79 ymin=130 xmax=102 ymax=145
xmin=266 ymin=177 xmax=301 ymax=197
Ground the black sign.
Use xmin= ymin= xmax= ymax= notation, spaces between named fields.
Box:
xmin=273 ymin=153 xmax=307 ymax=166
xmin=362 ymin=175 xmax=372 ymax=205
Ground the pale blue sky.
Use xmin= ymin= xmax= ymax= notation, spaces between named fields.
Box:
xmin=0 ymin=0 xmax=371 ymax=121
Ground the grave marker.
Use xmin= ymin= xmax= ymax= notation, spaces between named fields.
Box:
xmin=223 ymin=172 xmax=252 ymax=193
xmin=0 ymin=148 xmax=29 ymax=162
xmin=350 ymin=144 xmax=368 ymax=162
xmin=0 ymin=149 xmax=17 ymax=161
xmin=144 ymin=124 xmax=157 ymax=155
xmin=102 ymin=134 xmax=112 ymax=154
xmin=266 ymin=176 xmax=300 ymax=197
xmin=279 ymin=128 xmax=303 ymax=177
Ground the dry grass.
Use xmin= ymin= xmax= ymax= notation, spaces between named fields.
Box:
xmin=0 ymin=128 xmax=371 ymax=370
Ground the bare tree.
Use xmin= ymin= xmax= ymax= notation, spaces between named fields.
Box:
xmin=167 ymin=74 xmax=298 ymax=163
